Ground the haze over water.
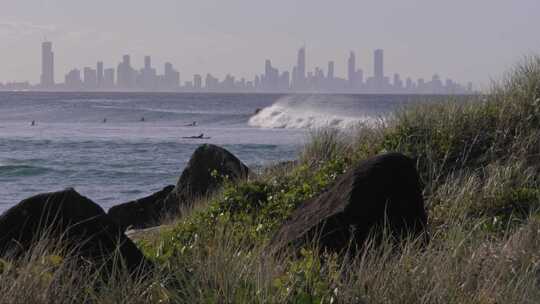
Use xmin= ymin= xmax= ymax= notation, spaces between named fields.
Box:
xmin=0 ymin=92 xmax=430 ymax=212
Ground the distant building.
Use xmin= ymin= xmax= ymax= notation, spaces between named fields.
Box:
xmin=193 ymin=74 xmax=202 ymax=89
xmin=97 ymin=61 xmax=104 ymax=88
xmin=355 ymin=69 xmax=364 ymax=88
xmin=374 ymin=49 xmax=384 ymax=84
xmin=467 ymin=82 xmax=473 ymax=93
xmin=117 ymin=55 xmax=136 ymax=89
xmin=103 ymin=68 xmax=115 ymax=88
xmin=205 ymin=73 xmax=219 ymax=90
xmin=417 ymin=78 xmax=425 ymax=93
xmin=327 ymin=61 xmax=335 ymax=80
xmin=347 ymin=51 xmax=356 ymax=89
xmin=393 ymin=73 xmax=403 ymax=90
xmin=263 ymin=59 xmax=279 ymax=90
xmin=83 ymin=67 xmax=97 ymax=90
xmin=40 ymin=41 xmax=55 ymax=88
xmin=406 ymin=77 xmax=414 ymax=91
xmin=184 ymin=81 xmax=193 ymax=90
xmin=162 ymin=62 xmax=179 ymax=90
xmin=297 ymin=47 xmax=305 ymax=80
xmin=139 ymin=56 xmax=157 ymax=90
xmin=65 ymin=69 xmax=82 ymax=89
xmin=29 ymin=41 xmax=473 ymax=94
xmin=292 ymin=46 xmax=306 ymax=89
xmin=279 ymin=71 xmax=290 ymax=90
xmin=3 ymin=82 xmax=31 ymax=91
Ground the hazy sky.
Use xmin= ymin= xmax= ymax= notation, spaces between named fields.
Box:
xmin=1 ymin=0 xmax=539 ymax=87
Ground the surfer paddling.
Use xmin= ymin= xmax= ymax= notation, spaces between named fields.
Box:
xmin=182 ymin=133 xmax=210 ymax=139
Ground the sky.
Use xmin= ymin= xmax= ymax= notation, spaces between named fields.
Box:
xmin=1 ymin=0 xmax=539 ymax=88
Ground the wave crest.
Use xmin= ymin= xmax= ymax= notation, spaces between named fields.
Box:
xmin=248 ymin=95 xmax=375 ymax=129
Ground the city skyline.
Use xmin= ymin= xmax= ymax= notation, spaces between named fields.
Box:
xmin=0 ymin=41 xmax=472 ymax=94
xmin=2 ymin=1 xmax=539 ymax=88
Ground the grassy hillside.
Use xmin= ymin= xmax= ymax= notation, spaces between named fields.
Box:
xmin=2 ymin=56 xmax=540 ymax=303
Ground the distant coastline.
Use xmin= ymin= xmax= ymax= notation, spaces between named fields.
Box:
xmin=0 ymin=89 xmax=478 ymax=96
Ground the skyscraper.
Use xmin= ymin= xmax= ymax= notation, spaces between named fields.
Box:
xmin=117 ymin=55 xmax=135 ymax=88
xmin=393 ymin=73 xmax=403 ymax=91
xmin=144 ymin=56 xmax=151 ymax=70
xmin=347 ymin=51 xmax=356 ymax=88
xmin=103 ymin=68 xmax=115 ymax=88
xmin=264 ymin=59 xmax=279 ymax=90
xmin=293 ymin=46 xmax=306 ymax=89
xmin=163 ymin=62 xmax=180 ymax=90
xmin=355 ymin=69 xmax=364 ymax=87
xmin=65 ymin=69 xmax=82 ymax=90
xmin=40 ymin=41 xmax=54 ymax=88
xmin=193 ymin=74 xmax=202 ymax=89
xmin=327 ymin=61 xmax=334 ymax=80
xmin=97 ymin=61 xmax=104 ymax=88
xmin=374 ymin=49 xmax=384 ymax=81
xmin=83 ymin=67 xmax=97 ymax=90
xmin=297 ymin=47 xmax=306 ymax=80
xmin=279 ymin=71 xmax=290 ymax=90
xmin=140 ymin=55 xmax=157 ymax=90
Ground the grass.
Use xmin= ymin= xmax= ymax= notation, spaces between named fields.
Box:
xmin=2 ymin=56 xmax=540 ymax=303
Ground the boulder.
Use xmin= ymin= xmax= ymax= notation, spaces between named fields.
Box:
xmin=108 ymin=185 xmax=174 ymax=231
xmin=270 ymin=153 xmax=428 ymax=252
xmin=163 ymin=144 xmax=250 ymax=212
xmin=0 ymin=188 xmax=150 ymax=273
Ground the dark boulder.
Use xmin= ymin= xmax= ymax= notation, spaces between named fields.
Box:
xmin=0 ymin=188 xmax=150 ymax=273
xmin=163 ymin=144 xmax=250 ymax=212
xmin=108 ymin=185 xmax=174 ymax=231
xmin=270 ymin=153 xmax=428 ymax=252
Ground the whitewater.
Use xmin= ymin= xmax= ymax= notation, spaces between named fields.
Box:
xmin=0 ymin=92 xmax=422 ymax=212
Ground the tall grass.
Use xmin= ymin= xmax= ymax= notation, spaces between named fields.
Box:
xmin=0 ymin=234 xmax=172 ymax=303
xmin=3 ymin=56 xmax=540 ymax=303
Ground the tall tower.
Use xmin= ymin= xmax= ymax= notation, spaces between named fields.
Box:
xmin=297 ymin=47 xmax=306 ymax=79
xmin=347 ymin=51 xmax=356 ymax=88
xmin=374 ymin=49 xmax=384 ymax=81
xmin=97 ymin=61 xmax=104 ymax=88
xmin=292 ymin=46 xmax=306 ymax=90
xmin=40 ymin=41 xmax=54 ymax=88
xmin=327 ymin=61 xmax=334 ymax=80
xmin=144 ymin=56 xmax=151 ymax=70
xmin=117 ymin=55 xmax=135 ymax=88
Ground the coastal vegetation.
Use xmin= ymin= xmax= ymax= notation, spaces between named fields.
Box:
xmin=1 ymin=56 xmax=540 ymax=303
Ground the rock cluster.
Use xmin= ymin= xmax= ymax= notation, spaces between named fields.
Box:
xmin=108 ymin=144 xmax=249 ymax=231
xmin=0 ymin=144 xmax=429 ymax=273
xmin=270 ymin=153 xmax=428 ymax=252
xmin=0 ymin=144 xmax=250 ymax=273
xmin=0 ymin=188 xmax=149 ymax=273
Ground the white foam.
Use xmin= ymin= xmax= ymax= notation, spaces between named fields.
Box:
xmin=248 ymin=95 xmax=376 ymax=129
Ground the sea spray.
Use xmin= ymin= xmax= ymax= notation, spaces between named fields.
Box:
xmin=248 ymin=95 xmax=378 ymax=129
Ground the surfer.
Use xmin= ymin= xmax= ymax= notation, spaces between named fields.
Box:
xmin=31 ymin=120 xmax=35 ymax=126
xmin=254 ymin=108 xmax=262 ymax=115
xmin=184 ymin=121 xmax=197 ymax=127
xmin=103 ymin=118 xmax=107 ymax=123
xmin=182 ymin=133 xmax=209 ymax=139
xmin=140 ymin=117 xmax=145 ymax=122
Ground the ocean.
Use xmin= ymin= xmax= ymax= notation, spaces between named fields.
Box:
xmin=0 ymin=92 xmax=430 ymax=212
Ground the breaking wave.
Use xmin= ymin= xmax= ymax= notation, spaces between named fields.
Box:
xmin=248 ymin=95 xmax=377 ymax=129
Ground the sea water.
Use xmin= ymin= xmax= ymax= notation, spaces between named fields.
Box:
xmin=0 ymin=92 xmax=429 ymax=212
